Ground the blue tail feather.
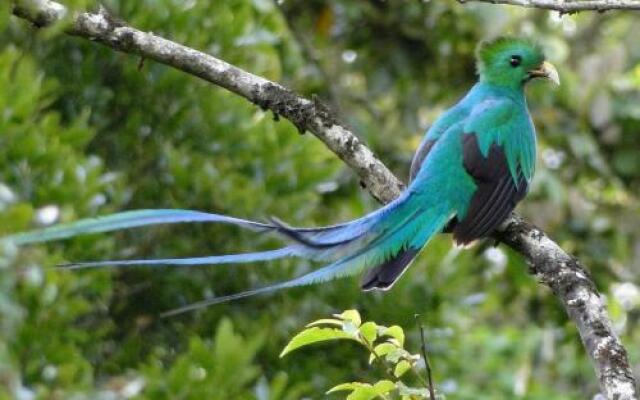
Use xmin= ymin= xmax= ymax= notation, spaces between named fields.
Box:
xmin=275 ymin=193 xmax=410 ymax=246
xmin=161 ymin=250 xmax=369 ymax=317
xmin=162 ymin=203 xmax=453 ymax=316
xmin=60 ymin=247 xmax=295 ymax=270
xmin=4 ymin=189 xmax=455 ymax=315
xmin=4 ymin=205 xmax=401 ymax=265
xmin=5 ymin=207 xmax=380 ymax=253
xmin=269 ymin=217 xmax=362 ymax=249
xmin=4 ymin=209 xmax=272 ymax=245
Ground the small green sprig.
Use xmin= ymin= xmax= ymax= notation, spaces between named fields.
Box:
xmin=281 ymin=310 xmax=442 ymax=400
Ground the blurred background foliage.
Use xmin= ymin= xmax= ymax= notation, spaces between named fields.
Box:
xmin=1 ymin=0 xmax=639 ymax=399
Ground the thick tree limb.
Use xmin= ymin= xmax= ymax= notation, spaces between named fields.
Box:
xmin=10 ymin=1 xmax=638 ymax=399
xmin=460 ymin=0 xmax=640 ymax=13
xmin=495 ymin=216 xmax=638 ymax=399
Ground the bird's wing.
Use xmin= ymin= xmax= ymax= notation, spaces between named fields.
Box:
xmin=409 ymin=105 xmax=467 ymax=182
xmin=410 ymin=138 xmax=438 ymax=182
xmin=451 ymin=99 xmax=530 ymax=244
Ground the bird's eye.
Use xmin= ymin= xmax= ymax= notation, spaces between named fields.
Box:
xmin=510 ymin=55 xmax=522 ymax=67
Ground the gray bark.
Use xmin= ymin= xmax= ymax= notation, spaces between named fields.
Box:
xmin=460 ymin=0 xmax=640 ymax=13
xmin=11 ymin=1 xmax=639 ymax=398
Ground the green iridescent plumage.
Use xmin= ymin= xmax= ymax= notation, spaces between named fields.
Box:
xmin=2 ymin=37 xmax=558 ymax=315
xmin=476 ymin=37 xmax=545 ymax=87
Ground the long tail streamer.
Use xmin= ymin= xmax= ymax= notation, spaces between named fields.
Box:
xmin=4 ymin=191 xmax=452 ymax=315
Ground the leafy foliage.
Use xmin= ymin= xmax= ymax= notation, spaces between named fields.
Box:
xmin=282 ymin=310 xmax=434 ymax=399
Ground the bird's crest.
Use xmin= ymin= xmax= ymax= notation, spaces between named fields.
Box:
xmin=476 ymin=36 xmax=543 ymax=65
xmin=475 ymin=36 xmax=546 ymax=87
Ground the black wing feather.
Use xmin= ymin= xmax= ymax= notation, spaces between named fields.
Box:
xmin=452 ymin=133 xmax=528 ymax=244
xmin=360 ymin=247 xmax=420 ymax=291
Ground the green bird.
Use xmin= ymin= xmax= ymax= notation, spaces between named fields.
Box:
xmin=4 ymin=37 xmax=559 ymax=315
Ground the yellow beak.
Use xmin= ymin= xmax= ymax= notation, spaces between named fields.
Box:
xmin=528 ymin=61 xmax=560 ymax=85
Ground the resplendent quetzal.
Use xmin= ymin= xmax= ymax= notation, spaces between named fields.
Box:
xmin=4 ymin=37 xmax=559 ymax=315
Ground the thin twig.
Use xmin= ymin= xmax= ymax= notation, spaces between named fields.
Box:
xmin=416 ymin=315 xmax=436 ymax=400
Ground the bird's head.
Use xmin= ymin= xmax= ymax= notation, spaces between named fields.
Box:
xmin=476 ymin=37 xmax=560 ymax=89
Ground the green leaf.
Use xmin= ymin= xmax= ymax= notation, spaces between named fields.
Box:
xmin=359 ymin=322 xmax=378 ymax=343
xmin=372 ymin=380 xmax=395 ymax=395
xmin=394 ymin=360 xmax=412 ymax=378
xmin=397 ymin=382 xmax=430 ymax=398
xmin=305 ymin=318 xmax=343 ymax=328
xmin=280 ymin=327 xmax=353 ymax=357
xmin=385 ymin=348 xmax=411 ymax=364
xmin=347 ymin=387 xmax=377 ymax=400
xmin=334 ymin=309 xmax=362 ymax=327
xmin=381 ymin=325 xmax=405 ymax=347
xmin=327 ymin=382 xmax=369 ymax=393
xmin=327 ymin=381 xmax=394 ymax=399
xmin=369 ymin=342 xmax=397 ymax=364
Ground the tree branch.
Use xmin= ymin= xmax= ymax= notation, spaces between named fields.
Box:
xmin=10 ymin=1 xmax=638 ymax=398
xmin=495 ymin=216 xmax=638 ymax=399
xmin=459 ymin=0 xmax=640 ymax=13
xmin=13 ymin=0 xmax=403 ymax=204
